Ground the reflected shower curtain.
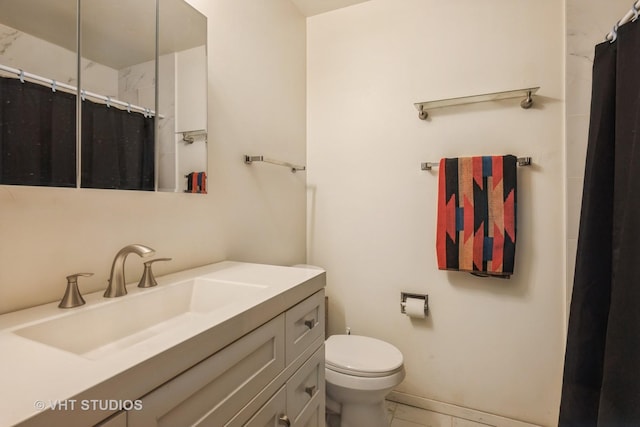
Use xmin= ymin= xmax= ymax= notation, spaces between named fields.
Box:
xmin=0 ymin=77 xmax=76 ymax=187
xmin=0 ymin=76 xmax=154 ymax=190
xmin=81 ymin=100 xmax=154 ymax=191
xmin=560 ymin=20 xmax=640 ymax=426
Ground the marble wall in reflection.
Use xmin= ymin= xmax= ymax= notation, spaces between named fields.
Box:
xmin=0 ymin=22 xmax=76 ymax=84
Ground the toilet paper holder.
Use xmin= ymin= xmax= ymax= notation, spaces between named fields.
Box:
xmin=400 ymin=292 xmax=429 ymax=316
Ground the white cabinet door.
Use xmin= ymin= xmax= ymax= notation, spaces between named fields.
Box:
xmin=300 ymin=406 xmax=323 ymax=427
xmin=286 ymin=346 xmax=325 ymax=427
xmin=242 ymin=345 xmax=326 ymax=427
xmin=285 ymin=291 xmax=325 ymax=365
xmin=243 ymin=387 xmax=288 ymax=427
xmin=129 ymin=314 xmax=285 ymax=427
xmin=95 ymin=411 xmax=127 ymax=427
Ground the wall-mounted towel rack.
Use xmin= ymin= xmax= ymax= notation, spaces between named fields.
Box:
xmin=414 ymin=87 xmax=539 ymax=120
xmin=178 ymin=129 xmax=207 ymax=144
xmin=421 ymin=156 xmax=532 ymax=171
xmin=244 ymin=155 xmax=306 ymax=173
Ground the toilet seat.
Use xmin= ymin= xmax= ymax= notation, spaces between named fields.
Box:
xmin=325 ymin=364 xmax=405 ymax=391
xmin=325 ymin=335 xmax=404 ymax=378
xmin=325 ymin=334 xmax=405 ymax=426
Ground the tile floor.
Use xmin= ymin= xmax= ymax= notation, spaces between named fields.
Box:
xmin=386 ymin=401 xmax=493 ymax=427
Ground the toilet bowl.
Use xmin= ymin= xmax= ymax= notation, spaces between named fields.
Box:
xmin=325 ymin=334 xmax=405 ymax=427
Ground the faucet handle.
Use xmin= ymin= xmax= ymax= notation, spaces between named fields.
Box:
xmin=138 ymin=258 xmax=172 ymax=288
xmin=59 ymin=273 xmax=93 ymax=308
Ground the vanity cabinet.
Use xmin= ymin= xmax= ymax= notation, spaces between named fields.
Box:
xmin=243 ymin=346 xmax=325 ymax=427
xmin=127 ymin=290 xmax=325 ymax=427
xmin=283 ymin=346 xmax=325 ymax=426
xmin=95 ymin=412 xmax=126 ymax=427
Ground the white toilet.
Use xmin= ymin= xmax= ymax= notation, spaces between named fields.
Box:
xmin=325 ymin=334 xmax=405 ymax=427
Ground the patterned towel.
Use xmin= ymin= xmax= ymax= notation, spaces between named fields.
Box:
xmin=186 ymin=171 xmax=207 ymax=193
xmin=436 ymin=155 xmax=517 ymax=277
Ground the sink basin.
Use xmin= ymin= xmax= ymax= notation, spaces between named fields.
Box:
xmin=14 ymin=278 xmax=267 ymax=359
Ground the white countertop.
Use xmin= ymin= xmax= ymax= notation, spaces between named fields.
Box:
xmin=0 ymin=261 xmax=325 ymax=427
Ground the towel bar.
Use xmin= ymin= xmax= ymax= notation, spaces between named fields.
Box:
xmin=414 ymin=87 xmax=539 ymax=121
xmin=244 ymin=155 xmax=306 ymax=173
xmin=421 ymin=156 xmax=531 ymax=171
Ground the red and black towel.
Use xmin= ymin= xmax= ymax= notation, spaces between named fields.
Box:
xmin=186 ymin=171 xmax=207 ymax=193
xmin=436 ymin=155 xmax=517 ymax=277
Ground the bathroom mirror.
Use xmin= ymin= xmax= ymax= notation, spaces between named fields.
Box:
xmin=0 ymin=0 xmax=207 ymax=192
xmin=157 ymin=0 xmax=208 ymax=193
xmin=80 ymin=0 xmax=157 ymax=191
xmin=0 ymin=0 xmax=78 ymax=188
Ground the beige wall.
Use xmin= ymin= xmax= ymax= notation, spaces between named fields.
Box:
xmin=0 ymin=0 xmax=307 ymax=314
xmin=307 ymin=0 xmax=564 ymax=425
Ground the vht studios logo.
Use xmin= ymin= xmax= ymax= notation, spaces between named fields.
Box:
xmin=34 ymin=399 xmax=143 ymax=411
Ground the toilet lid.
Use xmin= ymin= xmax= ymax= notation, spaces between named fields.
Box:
xmin=325 ymin=335 xmax=403 ymax=377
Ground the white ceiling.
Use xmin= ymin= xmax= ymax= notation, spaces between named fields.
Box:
xmin=0 ymin=0 xmax=370 ymax=69
xmin=289 ymin=0 xmax=371 ymax=17
xmin=0 ymin=0 xmax=206 ymax=69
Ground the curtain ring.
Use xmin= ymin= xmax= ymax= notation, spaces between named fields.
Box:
xmin=51 ymin=80 xmax=57 ymax=92
xmin=633 ymin=2 xmax=639 ymax=21
xmin=18 ymin=69 xmax=24 ymax=83
xmin=81 ymin=89 xmax=86 ymax=101
xmin=127 ymin=103 xmax=131 ymax=113
xmin=106 ymin=96 xmax=111 ymax=108
xmin=610 ymin=23 xmax=619 ymax=43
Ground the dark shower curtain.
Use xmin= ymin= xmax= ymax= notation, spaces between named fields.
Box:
xmin=0 ymin=76 xmax=154 ymax=190
xmin=559 ymin=19 xmax=640 ymax=427
xmin=81 ymin=101 xmax=154 ymax=191
xmin=0 ymin=76 xmax=76 ymax=187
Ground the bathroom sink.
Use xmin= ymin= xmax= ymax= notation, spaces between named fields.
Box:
xmin=13 ymin=278 xmax=267 ymax=359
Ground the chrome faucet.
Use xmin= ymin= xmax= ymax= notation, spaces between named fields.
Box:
xmin=104 ymin=244 xmax=156 ymax=298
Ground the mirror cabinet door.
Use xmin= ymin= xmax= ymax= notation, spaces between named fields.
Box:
xmin=0 ymin=0 xmax=77 ymax=187
xmin=158 ymin=0 xmax=207 ymax=193
xmin=0 ymin=0 xmax=206 ymax=192
xmin=80 ymin=0 xmax=157 ymax=191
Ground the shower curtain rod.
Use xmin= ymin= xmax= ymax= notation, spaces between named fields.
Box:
xmin=0 ymin=63 xmax=162 ymax=118
xmin=605 ymin=0 xmax=640 ymax=41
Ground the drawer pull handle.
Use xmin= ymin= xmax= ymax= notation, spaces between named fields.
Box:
xmin=304 ymin=319 xmax=315 ymax=329
xmin=304 ymin=385 xmax=316 ymax=397
xmin=278 ymin=414 xmax=291 ymax=426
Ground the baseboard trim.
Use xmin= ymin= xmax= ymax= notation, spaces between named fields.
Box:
xmin=387 ymin=391 xmax=543 ymax=427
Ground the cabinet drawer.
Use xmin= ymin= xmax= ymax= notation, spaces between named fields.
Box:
xmin=95 ymin=411 xmax=126 ymax=427
xmin=286 ymin=345 xmax=325 ymax=426
xmin=299 ymin=406 xmax=323 ymax=427
xmin=129 ymin=314 xmax=285 ymax=427
xmin=285 ymin=291 xmax=324 ymax=365
xmin=243 ymin=386 xmax=286 ymax=427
